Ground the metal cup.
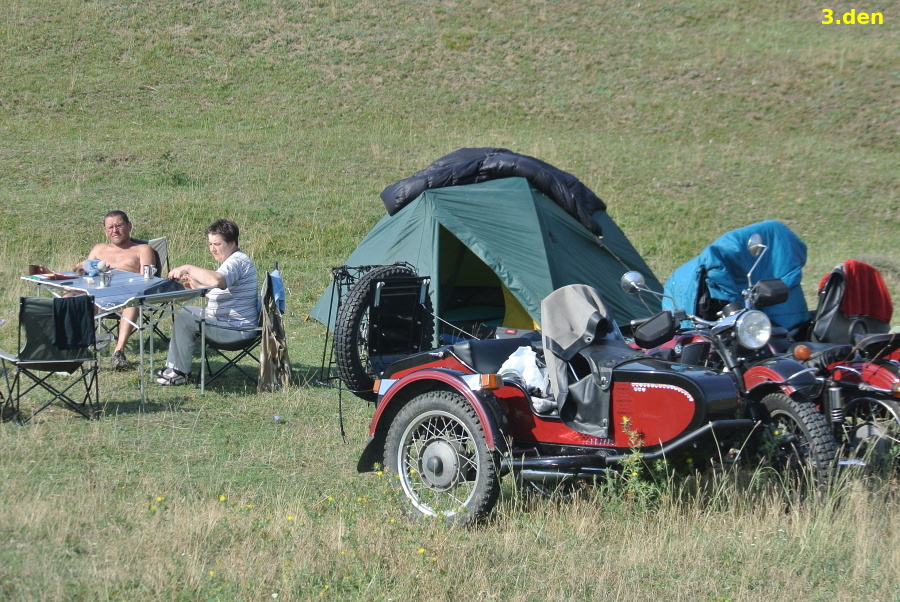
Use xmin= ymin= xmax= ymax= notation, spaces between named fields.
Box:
xmin=142 ymin=265 xmax=157 ymax=280
xmin=98 ymin=272 xmax=112 ymax=288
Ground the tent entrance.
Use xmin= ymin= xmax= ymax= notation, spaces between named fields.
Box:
xmin=436 ymin=227 xmax=537 ymax=341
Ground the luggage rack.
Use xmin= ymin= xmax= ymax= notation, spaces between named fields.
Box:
xmin=317 ymin=262 xmax=488 ymax=392
xmin=316 ymin=262 xmax=504 ymax=393
xmin=316 ymin=262 xmax=434 ymax=439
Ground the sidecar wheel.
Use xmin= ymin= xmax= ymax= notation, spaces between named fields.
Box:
xmin=842 ymin=396 xmax=900 ymax=463
xmin=761 ymin=393 xmax=838 ymax=491
xmin=334 ymin=264 xmax=433 ymax=402
xmin=385 ymin=390 xmax=501 ymax=525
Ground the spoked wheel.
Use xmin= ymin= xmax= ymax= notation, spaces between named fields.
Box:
xmin=334 ymin=264 xmax=432 ymax=402
xmin=385 ymin=391 xmax=501 ymax=525
xmin=842 ymin=396 xmax=900 ymax=463
xmin=761 ymin=393 xmax=838 ymax=492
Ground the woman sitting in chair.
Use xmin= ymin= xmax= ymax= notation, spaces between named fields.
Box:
xmin=156 ymin=219 xmax=258 ymax=386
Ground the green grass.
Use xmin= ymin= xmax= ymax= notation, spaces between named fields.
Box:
xmin=1 ymin=0 xmax=899 ymax=599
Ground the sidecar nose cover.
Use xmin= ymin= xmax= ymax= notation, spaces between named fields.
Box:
xmin=541 ymin=285 xmax=612 ymax=361
xmin=541 ymin=284 xmax=616 ymax=438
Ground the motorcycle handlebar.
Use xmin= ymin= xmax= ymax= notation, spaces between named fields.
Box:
xmin=629 ymin=309 xmax=694 ymax=330
xmin=629 ymin=316 xmax=654 ymax=329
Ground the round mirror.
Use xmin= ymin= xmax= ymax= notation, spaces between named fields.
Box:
xmin=748 ymin=233 xmax=765 ymax=257
xmin=620 ymin=271 xmax=646 ymax=294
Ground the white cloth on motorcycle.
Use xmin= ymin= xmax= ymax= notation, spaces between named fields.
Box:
xmin=498 ymin=345 xmax=549 ymax=397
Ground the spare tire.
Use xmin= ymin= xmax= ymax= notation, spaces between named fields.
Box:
xmin=334 ymin=265 xmax=433 ymax=401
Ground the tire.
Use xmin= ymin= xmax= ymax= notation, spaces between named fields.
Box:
xmin=384 ymin=390 xmax=501 ymax=525
xmin=761 ymin=393 xmax=838 ymax=492
xmin=842 ymin=396 xmax=900 ymax=464
xmin=334 ymin=265 xmax=432 ymax=401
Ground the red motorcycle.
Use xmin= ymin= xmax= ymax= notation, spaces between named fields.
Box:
xmin=776 ymin=259 xmax=899 ymax=458
xmin=355 ymin=281 xmax=833 ymax=525
xmin=620 ymin=265 xmax=838 ymax=482
xmin=784 ymin=334 xmax=900 ymax=458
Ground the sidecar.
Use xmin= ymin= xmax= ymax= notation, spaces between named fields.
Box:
xmin=358 ymin=284 xmax=756 ymax=524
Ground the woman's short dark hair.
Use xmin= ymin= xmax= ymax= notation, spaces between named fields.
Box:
xmin=205 ymin=219 xmax=240 ymax=245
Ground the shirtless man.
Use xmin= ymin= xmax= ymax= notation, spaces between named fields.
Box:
xmin=77 ymin=210 xmax=156 ymax=371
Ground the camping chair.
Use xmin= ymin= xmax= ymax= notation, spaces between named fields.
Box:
xmin=809 ymin=260 xmax=893 ymax=344
xmin=200 ymin=264 xmax=289 ymax=393
xmin=147 ymin=236 xmax=169 ymax=277
xmin=365 ymin=273 xmax=432 ymax=370
xmin=131 ymin=236 xmax=169 ymax=277
xmin=0 ymin=296 xmax=100 ymax=423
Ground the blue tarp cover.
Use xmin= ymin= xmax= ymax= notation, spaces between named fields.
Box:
xmin=663 ymin=220 xmax=810 ymax=330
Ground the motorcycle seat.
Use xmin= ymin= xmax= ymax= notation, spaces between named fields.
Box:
xmin=450 ymin=337 xmax=533 ymax=374
xmin=579 ymin=338 xmax=647 ymax=368
xmin=851 ymin=332 xmax=900 ymax=360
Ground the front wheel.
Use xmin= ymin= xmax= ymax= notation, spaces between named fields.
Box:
xmin=384 ymin=390 xmax=501 ymax=525
xmin=760 ymin=393 xmax=838 ymax=492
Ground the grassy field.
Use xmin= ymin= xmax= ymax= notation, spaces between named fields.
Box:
xmin=1 ymin=1 xmax=898 ymax=599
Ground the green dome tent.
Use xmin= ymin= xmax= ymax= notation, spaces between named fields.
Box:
xmin=310 ymin=176 xmax=662 ymax=338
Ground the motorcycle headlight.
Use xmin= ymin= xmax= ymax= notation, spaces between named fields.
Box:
xmin=735 ymin=310 xmax=771 ymax=350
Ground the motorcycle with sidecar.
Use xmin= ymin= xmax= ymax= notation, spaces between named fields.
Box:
xmin=355 ymin=281 xmax=834 ymax=525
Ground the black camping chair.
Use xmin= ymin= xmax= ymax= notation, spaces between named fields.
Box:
xmin=366 ymin=274 xmax=432 ymax=369
xmin=199 ymin=265 xmax=285 ymax=393
xmin=0 ymin=296 xmax=100 ymax=423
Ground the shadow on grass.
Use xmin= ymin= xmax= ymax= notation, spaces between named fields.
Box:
xmin=294 ymin=362 xmax=333 ymax=388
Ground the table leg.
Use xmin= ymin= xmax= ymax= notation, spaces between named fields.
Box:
xmin=200 ymin=315 xmax=206 ymax=395
xmin=138 ymin=304 xmax=145 ymax=405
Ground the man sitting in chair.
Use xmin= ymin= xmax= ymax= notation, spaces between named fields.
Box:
xmin=76 ymin=210 xmax=156 ymax=371
xmin=156 ymin=219 xmax=258 ymax=386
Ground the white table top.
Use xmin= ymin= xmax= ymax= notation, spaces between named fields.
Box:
xmin=22 ymin=271 xmax=211 ymax=312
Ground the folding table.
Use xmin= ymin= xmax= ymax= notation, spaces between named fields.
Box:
xmin=23 ymin=271 xmax=212 ymax=403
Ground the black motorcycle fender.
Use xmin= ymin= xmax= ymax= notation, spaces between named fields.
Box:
xmin=357 ymin=368 xmax=508 ymax=473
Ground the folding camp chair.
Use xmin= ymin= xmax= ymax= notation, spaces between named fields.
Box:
xmin=0 ymin=296 xmax=100 ymax=423
xmin=146 ymin=236 xmax=169 ymax=277
xmin=200 ymin=323 xmax=262 ymax=391
xmin=129 ymin=235 xmax=169 ymax=277
xmin=809 ymin=259 xmax=893 ymax=344
xmin=200 ymin=264 xmax=288 ymax=393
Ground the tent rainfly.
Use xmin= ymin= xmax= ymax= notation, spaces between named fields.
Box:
xmin=310 ymin=148 xmax=662 ymax=337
